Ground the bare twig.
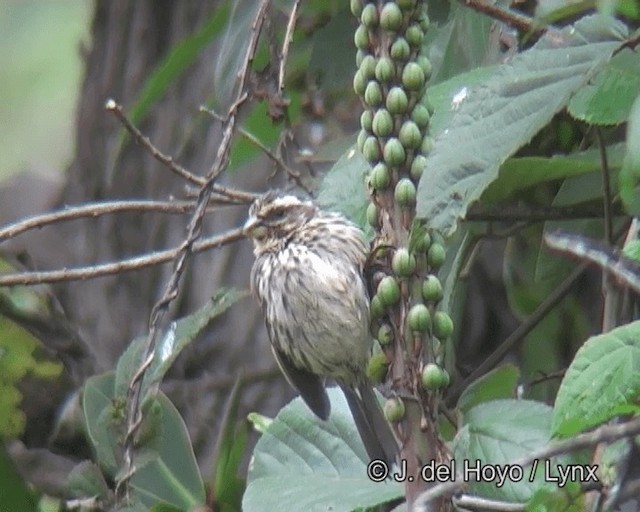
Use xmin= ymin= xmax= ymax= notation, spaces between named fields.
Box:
xmin=446 ymin=262 xmax=587 ymax=407
xmin=0 ymin=200 xmax=195 ymax=243
xmin=106 ymin=100 xmax=256 ymax=204
xmin=279 ymin=0 xmax=300 ymax=92
xmin=414 ymin=415 xmax=640 ymax=511
xmin=596 ymin=129 xmax=614 ymax=246
xmin=466 ymin=203 xmax=623 ymax=223
xmin=461 ymin=0 xmax=544 ymax=36
xmin=0 ymin=229 xmax=244 ymax=286
xmin=116 ymin=0 xmax=271 ymax=503
xmin=453 ymin=494 xmax=525 ymax=511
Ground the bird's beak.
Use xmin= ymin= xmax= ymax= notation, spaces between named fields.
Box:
xmin=243 ymin=216 xmax=265 ymax=240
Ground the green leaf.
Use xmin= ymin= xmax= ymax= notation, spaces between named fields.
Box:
xmin=619 ymin=94 xmax=640 ymax=215
xmin=0 ymin=443 xmax=37 ymax=512
xmin=243 ymin=387 xmax=403 ymax=512
xmin=568 ymin=48 xmax=640 ymax=125
xmin=67 ymin=461 xmax=111 ymax=500
xmin=247 ymin=412 xmax=272 ymax=433
xmin=551 ymin=320 xmax=640 ymax=437
xmin=82 ymin=372 xmax=123 ymax=477
xmin=525 ymin=481 xmax=583 ymax=512
xmin=129 ymin=1 xmax=231 ymax=127
xmin=416 ymin=15 xmax=626 ymax=235
xmin=129 ymin=394 xmax=205 ymax=510
xmin=316 ymin=145 xmax=371 ymax=236
xmin=115 ymin=289 xmax=246 ymax=401
xmin=212 ymin=378 xmax=247 ymax=511
xmin=457 ymin=364 xmax=520 ymax=415
xmin=482 ymin=144 xmax=626 ymax=203
xmin=452 ymin=399 xmax=553 ymax=502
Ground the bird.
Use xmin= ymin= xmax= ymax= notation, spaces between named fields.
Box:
xmin=243 ymin=190 xmax=398 ymax=466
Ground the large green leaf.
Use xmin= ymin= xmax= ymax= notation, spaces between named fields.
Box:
xmin=243 ymin=387 xmax=403 ymax=512
xmin=129 ymin=394 xmax=205 ymax=510
xmin=482 ymin=143 xmax=626 ymax=203
xmin=456 ymin=364 xmax=520 ymax=415
xmin=619 ymin=94 xmax=640 ymax=215
xmin=568 ymin=48 xmax=640 ymax=125
xmin=82 ymin=372 xmax=205 ymax=509
xmin=416 ymin=15 xmax=627 ymax=235
xmin=115 ymin=289 xmax=246 ymax=402
xmin=452 ymin=399 xmax=553 ymax=503
xmin=552 ymin=320 xmax=640 ymax=437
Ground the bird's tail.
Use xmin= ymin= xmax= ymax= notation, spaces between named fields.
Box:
xmin=341 ymin=383 xmax=398 ymax=468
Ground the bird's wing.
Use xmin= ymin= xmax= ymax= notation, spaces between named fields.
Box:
xmin=271 ymin=345 xmax=331 ymax=420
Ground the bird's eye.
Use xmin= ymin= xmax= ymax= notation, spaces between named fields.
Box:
xmin=269 ymin=209 xmax=287 ymax=221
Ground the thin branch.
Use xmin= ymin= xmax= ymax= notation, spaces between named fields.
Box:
xmin=200 ymin=106 xmax=306 ymax=188
xmin=596 ymin=129 xmax=614 ymax=245
xmin=0 ymin=200 xmax=195 ymax=243
xmin=466 ymin=203 xmax=624 ymax=223
xmin=414 ymin=415 xmax=640 ymax=511
xmin=105 ymin=99 xmax=256 ymax=204
xmin=0 ymin=229 xmax=245 ymax=286
xmin=453 ymin=494 xmax=525 ymax=511
xmin=460 ymin=0 xmax=544 ymax=36
xmin=279 ymin=0 xmax=300 ymax=92
xmin=446 ymin=262 xmax=587 ymax=407
xmin=116 ymin=0 xmax=271 ymax=502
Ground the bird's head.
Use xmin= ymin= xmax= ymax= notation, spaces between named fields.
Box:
xmin=243 ymin=191 xmax=316 ymax=253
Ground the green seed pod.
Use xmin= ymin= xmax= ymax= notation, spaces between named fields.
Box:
xmin=422 ymin=274 xmax=443 ymax=302
xmin=367 ymin=352 xmax=389 ymax=383
xmin=377 ymin=275 xmax=401 ymax=307
xmin=390 ymin=37 xmax=411 ymax=61
xmin=353 ymin=69 xmax=367 ymax=96
xmin=354 ymin=24 xmax=370 ymax=50
xmin=359 ymin=54 xmax=377 ymax=79
xmin=356 ymin=129 xmax=368 ymax=153
xmin=384 ymin=397 xmax=405 ymax=422
xmin=441 ymin=368 xmax=451 ymax=388
xmin=380 ymin=2 xmax=403 ymax=32
xmin=411 ymin=103 xmax=430 ymax=129
xmin=371 ymin=162 xmax=391 ymax=190
xmin=364 ymin=81 xmax=383 ymax=107
xmin=407 ymin=303 xmax=431 ymax=333
xmin=405 ymin=23 xmax=424 ymax=47
xmin=377 ymin=324 xmax=394 ymax=345
xmin=372 ymin=109 xmax=394 ymax=137
xmin=355 ymin=49 xmax=367 ymax=68
xmin=410 ymin=154 xmax=427 ymax=180
xmin=350 ymin=0 xmax=364 ymax=17
xmin=427 ymin=242 xmax=446 ymax=268
xmin=366 ymin=201 xmax=379 ymax=228
xmin=386 ymin=86 xmax=409 ymax=114
xmin=416 ymin=56 xmax=432 ymax=80
xmin=422 ymin=94 xmax=435 ymax=115
xmin=396 ymin=0 xmax=417 ymax=10
xmin=421 ymin=363 xmax=444 ymax=390
xmin=421 ymin=135 xmax=435 ymax=154
xmin=392 ymin=247 xmax=417 ymax=277
xmin=360 ymin=110 xmax=374 ymax=132
xmin=383 ymin=138 xmax=406 ymax=167
xmin=361 ymin=3 xmax=379 ymax=28
xmin=370 ymin=294 xmax=386 ymax=318
xmin=413 ymin=231 xmax=432 ymax=253
xmin=399 ymin=120 xmax=422 ymax=149
xmin=432 ymin=311 xmax=454 ymax=340
xmin=375 ymin=56 xmax=396 ymax=83
xmin=418 ymin=10 xmax=430 ymax=32
xmin=394 ymin=178 xmax=416 ymax=206
xmin=362 ymin=136 xmax=381 ymax=163
xmin=402 ymin=62 xmax=425 ymax=91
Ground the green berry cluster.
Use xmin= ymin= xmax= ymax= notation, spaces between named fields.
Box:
xmin=353 ymin=0 xmax=433 ymax=211
xmin=353 ymin=0 xmax=451 ymax=397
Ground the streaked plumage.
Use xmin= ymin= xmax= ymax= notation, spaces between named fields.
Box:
xmin=244 ymin=191 xmax=397 ymax=464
